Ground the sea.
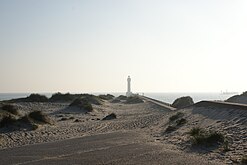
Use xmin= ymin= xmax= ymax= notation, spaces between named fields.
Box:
xmin=0 ymin=92 xmax=237 ymax=104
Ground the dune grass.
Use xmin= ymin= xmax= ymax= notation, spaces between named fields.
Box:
xmin=189 ymin=127 xmax=225 ymax=146
xmin=102 ymin=113 xmax=117 ymax=120
xmin=69 ymin=98 xmax=93 ymax=112
xmin=0 ymin=115 xmax=17 ymax=128
xmin=241 ymin=155 xmax=247 ymax=164
xmin=1 ymin=104 xmax=20 ymax=116
xmin=28 ymin=111 xmax=52 ymax=124
xmin=169 ymin=112 xmax=184 ymax=122
xmin=98 ymin=94 xmax=115 ymax=100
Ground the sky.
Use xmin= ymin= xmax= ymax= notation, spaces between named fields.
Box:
xmin=0 ymin=0 xmax=246 ymax=93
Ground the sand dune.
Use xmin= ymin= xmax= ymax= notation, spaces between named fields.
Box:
xmin=0 ymin=97 xmax=246 ymax=164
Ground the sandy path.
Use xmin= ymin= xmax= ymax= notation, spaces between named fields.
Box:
xmin=1 ymin=99 xmax=245 ymax=164
xmin=0 ymin=131 xmax=220 ymax=165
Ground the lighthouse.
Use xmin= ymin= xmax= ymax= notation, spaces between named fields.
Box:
xmin=126 ymin=76 xmax=132 ymax=97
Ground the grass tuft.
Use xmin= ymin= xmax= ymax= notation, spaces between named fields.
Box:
xmin=176 ymin=118 xmax=187 ymax=126
xmin=98 ymin=94 xmax=115 ymax=100
xmin=189 ymin=127 xmax=225 ymax=146
xmin=165 ymin=125 xmax=177 ymax=133
xmin=241 ymin=155 xmax=247 ymax=164
xmin=169 ymin=112 xmax=183 ymax=122
xmin=28 ymin=111 xmax=52 ymax=124
xmin=1 ymin=104 xmax=20 ymax=115
xmin=0 ymin=115 xmax=17 ymax=128
xmin=69 ymin=98 xmax=93 ymax=112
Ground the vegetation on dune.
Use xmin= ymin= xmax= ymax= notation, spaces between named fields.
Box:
xmin=28 ymin=111 xmax=52 ymax=124
xmin=189 ymin=127 xmax=203 ymax=136
xmin=169 ymin=112 xmax=184 ymax=122
xmin=69 ymin=98 xmax=93 ymax=112
xmin=102 ymin=113 xmax=117 ymax=120
xmin=11 ymin=94 xmax=49 ymax=102
xmin=111 ymin=98 xmax=121 ymax=103
xmin=0 ymin=115 xmax=17 ymax=128
xmin=172 ymin=96 xmax=194 ymax=108
xmin=49 ymin=92 xmax=76 ymax=102
xmin=116 ymin=95 xmax=127 ymax=100
xmin=125 ymin=96 xmax=144 ymax=104
xmin=25 ymin=94 xmax=49 ymax=102
xmin=165 ymin=112 xmax=186 ymax=133
xmin=165 ymin=125 xmax=177 ymax=133
xmin=241 ymin=155 xmax=247 ymax=164
xmin=98 ymin=94 xmax=115 ymax=100
xmin=189 ymin=127 xmax=225 ymax=146
xmin=80 ymin=94 xmax=102 ymax=105
xmin=176 ymin=118 xmax=187 ymax=126
xmin=0 ymin=109 xmax=52 ymax=131
xmin=1 ymin=104 xmax=20 ymax=116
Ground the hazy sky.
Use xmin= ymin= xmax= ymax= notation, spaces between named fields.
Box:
xmin=0 ymin=0 xmax=246 ymax=93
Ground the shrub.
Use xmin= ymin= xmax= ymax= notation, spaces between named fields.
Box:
xmin=223 ymin=140 xmax=230 ymax=152
xmin=117 ymin=95 xmax=127 ymax=100
xmin=169 ymin=112 xmax=183 ymax=122
xmin=69 ymin=98 xmax=93 ymax=112
xmin=81 ymin=94 xmax=102 ymax=105
xmin=125 ymin=96 xmax=144 ymax=104
xmin=0 ymin=115 xmax=17 ymax=128
xmin=241 ymin=155 xmax=247 ymax=164
xmin=49 ymin=92 xmax=76 ymax=102
xmin=99 ymin=94 xmax=115 ymax=100
xmin=1 ymin=104 xmax=20 ymax=115
xmin=102 ymin=113 xmax=117 ymax=120
xmin=28 ymin=111 xmax=52 ymax=124
xmin=165 ymin=125 xmax=177 ymax=133
xmin=27 ymin=94 xmax=49 ymax=102
xmin=176 ymin=118 xmax=187 ymax=126
xmin=190 ymin=128 xmax=225 ymax=146
xmin=111 ymin=98 xmax=121 ymax=103
xmin=172 ymin=96 xmax=194 ymax=108
xmin=189 ymin=127 xmax=204 ymax=136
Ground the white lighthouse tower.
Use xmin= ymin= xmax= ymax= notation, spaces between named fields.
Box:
xmin=126 ymin=76 xmax=132 ymax=97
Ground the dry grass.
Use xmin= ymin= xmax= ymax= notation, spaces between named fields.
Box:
xmin=189 ymin=127 xmax=225 ymax=146
xmin=1 ymin=104 xmax=20 ymax=116
xmin=28 ymin=111 xmax=52 ymax=124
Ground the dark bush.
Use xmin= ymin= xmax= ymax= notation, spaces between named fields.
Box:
xmin=111 ymin=98 xmax=121 ymax=103
xmin=102 ymin=113 xmax=117 ymax=120
xmin=0 ymin=115 xmax=17 ymax=128
xmin=99 ymin=94 xmax=115 ymax=100
xmin=1 ymin=104 xmax=20 ymax=115
xmin=176 ymin=118 xmax=187 ymax=126
xmin=125 ymin=96 xmax=144 ymax=104
xmin=81 ymin=94 xmax=102 ymax=105
xmin=165 ymin=125 xmax=177 ymax=133
xmin=172 ymin=96 xmax=194 ymax=108
xmin=69 ymin=98 xmax=93 ymax=112
xmin=26 ymin=94 xmax=49 ymax=102
xmin=117 ymin=95 xmax=127 ymax=100
xmin=190 ymin=128 xmax=225 ymax=146
xmin=189 ymin=127 xmax=204 ymax=136
xmin=49 ymin=92 xmax=76 ymax=102
xmin=241 ymin=155 xmax=247 ymax=164
xmin=169 ymin=112 xmax=184 ymax=122
xmin=28 ymin=111 xmax=52 ymax=124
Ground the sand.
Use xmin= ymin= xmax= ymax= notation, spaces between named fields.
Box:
xmin=0 ymin=98 xmax=246 ymax=164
